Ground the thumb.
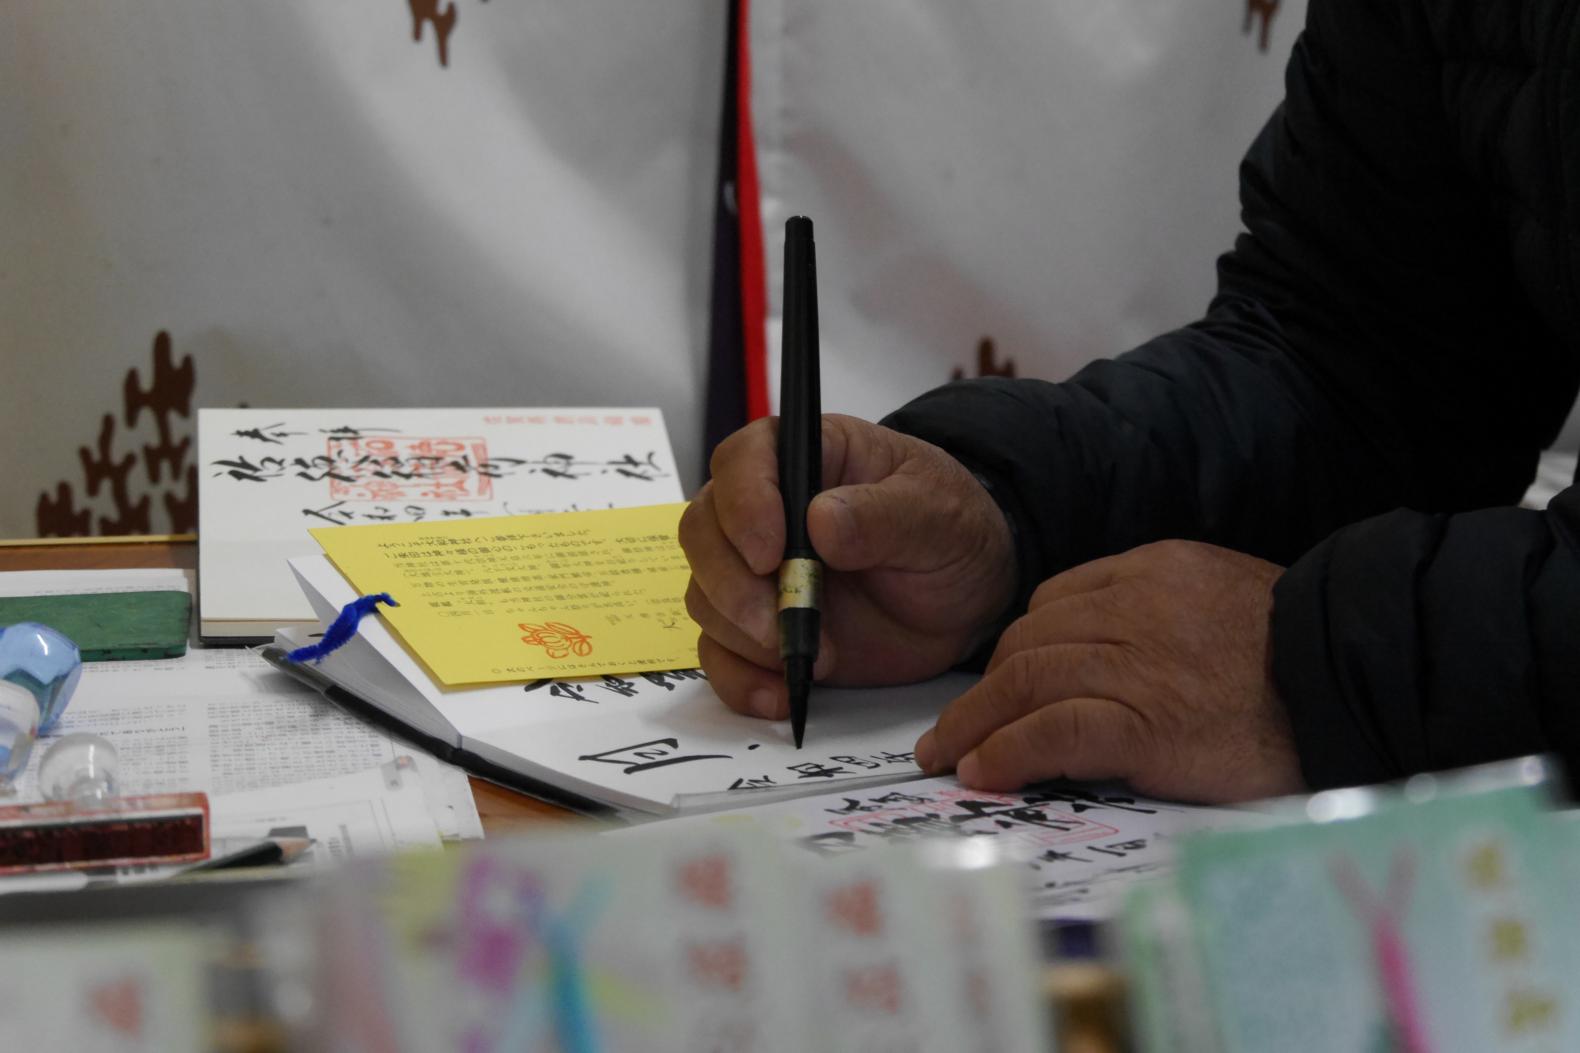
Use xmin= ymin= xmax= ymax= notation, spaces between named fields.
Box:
xmin=808 ymin=474 xmax=954 ymax=573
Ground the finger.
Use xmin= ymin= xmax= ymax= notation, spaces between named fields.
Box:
xmin=1026 ymin=555 xmax=1124 ymax=612
xmin=680 ymin=486 xmax=780 ymax=650
xmin=955 ymin=697 xmax=1141 ymax=790
xmin=698 ymin=633 xmax=788 ymax=720
xmin=684 ymin=577 xmax=779 ymax=669
xmin=809 ymin=466 xmax=995 ymax=575
xmin=711 ymin=414 xmax=909 ymax=575
xmin=808 ymin=475 xmax=939 ymax=573
xmin=818 ymin=413 xmax=907 ymax=486
xmin=707 ymin=420 xmax=787 ymax=575
xmin=915 ymin=645 xmax=1121 ymax=773
xmin=986 ymin=590 xmax=1118 ymax=674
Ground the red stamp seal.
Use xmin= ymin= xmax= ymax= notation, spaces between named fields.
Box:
xmin=327 ymin=435 xmax=491 ymax=502
xmin=518 ymin=622 xmax=594 ymax=659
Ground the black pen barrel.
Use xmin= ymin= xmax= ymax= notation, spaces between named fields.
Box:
xmin=779 ymin=607 xmax=820 ymax=664
xmin=779 ymin=216 xmax=821 ymax=559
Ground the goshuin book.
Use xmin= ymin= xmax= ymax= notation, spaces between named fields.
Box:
xmin=266 ymin=550 xmax=968 ymax=817
xmin=197 ymin=407 xmax=681 ymax=642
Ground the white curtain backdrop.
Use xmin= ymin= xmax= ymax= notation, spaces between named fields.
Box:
xmin=752 ymin=0 xmax=1307 ymax=417
xmin=3 ymin=2 xmax=723 ymax=537
xmin=18 ymin=2 xmax=1546 ymax=540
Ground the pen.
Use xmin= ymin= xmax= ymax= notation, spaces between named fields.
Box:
xmin=778 ymin=215 xmax=822 ymax=749
xmin=181 ymin=836 xmax=314 ymax=873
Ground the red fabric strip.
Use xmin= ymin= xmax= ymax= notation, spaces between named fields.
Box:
xmin=735 ymin=0 xmax=770 ymax=420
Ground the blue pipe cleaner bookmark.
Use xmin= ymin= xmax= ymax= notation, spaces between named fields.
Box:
xmin=287 ymin=593 xmax=398 ymax=663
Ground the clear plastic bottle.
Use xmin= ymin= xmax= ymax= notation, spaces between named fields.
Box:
xmin=0 ymin=680 xmax=40 ymax=794
xmin=0 ymin=621 xmax=83 ymax=794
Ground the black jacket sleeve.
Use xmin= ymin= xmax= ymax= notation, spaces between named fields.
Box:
xmin=883 ymin=1 xmax=1580 ymax=789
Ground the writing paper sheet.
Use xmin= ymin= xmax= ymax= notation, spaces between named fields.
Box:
xmin=24 ymin=644 xmax=481 ymax=838
xmin=208 ymin=762 xmax=443 ymax=865
xmin=108 ymin=763 xmax=444 ymax=885
xmin=197 ymin=407 xmax=682 ymax=633
xmin=640 ymin=775 xmax=1265 ymax=921
xmin=311 ymin=503 xmax=695 ymax=685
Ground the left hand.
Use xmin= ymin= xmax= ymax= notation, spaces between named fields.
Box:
xmin=912 ymin=540 xmax=1306 ymax=804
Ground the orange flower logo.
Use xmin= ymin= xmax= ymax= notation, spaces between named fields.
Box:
xmin=518 ymin=621 xmax=593 ymax=659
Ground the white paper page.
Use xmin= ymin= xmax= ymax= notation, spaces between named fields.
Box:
xmin=198 ymin=407 xmax=684 ymax=626
xmin=20 ymin=651 xmax=481 ymax=841
xmin=24 ymin=686 xmax=399 ymax=797
xmin=208 ymin=762 xmax=443 ymax=865
xmin=408 ymin=752 xmax=484 ymax=841
xmin=291 ymin=552 xmax=965 ymax=813
xmin=480 ymin=675 xmax=966 ymax=814
xmin=81 ymin=642 xmax=313 ymax=697
xmin=71 ymin=763 xmax=448 ymax=886
xmin=634 ymin=775 xmax=1268 ymax=921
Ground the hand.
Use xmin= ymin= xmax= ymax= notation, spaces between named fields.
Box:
xmin=680 ymin=414 xmax=1016 ymax=719
xmin=914 ymin=540 xmax=1305 ymax=804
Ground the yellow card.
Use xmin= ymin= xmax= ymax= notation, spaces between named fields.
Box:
xmin=309 ymin=503 xmax=697 ymax=686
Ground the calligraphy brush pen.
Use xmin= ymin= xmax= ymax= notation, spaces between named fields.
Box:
xmin=778 ymin=215 xmax=823 ymax=749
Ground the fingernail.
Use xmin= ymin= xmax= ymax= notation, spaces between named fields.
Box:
xmin=749 ymin=688 xmax=781 ymax=719
xmin=914 ymin=730 xmax=936 ymax=773
xmin=956 ymin=751 xmax=980 ymax=785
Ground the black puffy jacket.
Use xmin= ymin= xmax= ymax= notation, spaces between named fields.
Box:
xmin=884 ymin=1 xmax=1580 ymax=792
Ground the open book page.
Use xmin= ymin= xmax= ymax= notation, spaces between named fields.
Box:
xmin=630 ymin=775 xmax=1269 ymax=921
xmin=290 ymin=553 xmax=970 ymax=814
xmin=197 ymin=407 xmax=683 ymax=635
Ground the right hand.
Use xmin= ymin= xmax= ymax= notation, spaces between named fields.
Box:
xmin=679 ymin=414 xmax=1016 ymax=720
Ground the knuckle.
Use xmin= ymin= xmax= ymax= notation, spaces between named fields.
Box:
xmin=709 ymin=419 xmax=771 ymax=481
xmin=932 ymin=697 xmax=979 ymax=760
xmin=992 ymin=616 xmax=1035 ymax=666
xmin=676 ymin=493 xmax=707 ymax=550
xmin=1152 ymin=538 xmax=1201 ymax=568
xmin=714 ymin=475 xmax=765 ymax=531
xmin=998 ymin=649 xmax=1045 ymax=708
xmin=708 ymin=425 xmax=751 ymax=476
xmin=990 ymin=623 xmax=1019 ymax=663
xmin=683 ymin=578 xmax=712 ymax=626
xmin=1010 ymin=717 xmax=1053 ymax=769
xmin=721 ymin=583 xmax=762 ymax=635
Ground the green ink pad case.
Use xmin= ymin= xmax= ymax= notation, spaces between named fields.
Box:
xmin=0 ymin=592 xmax=190 ymax=661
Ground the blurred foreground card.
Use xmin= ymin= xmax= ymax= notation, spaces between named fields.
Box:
xmin=0 ymin=922 xmax=207 ymax=1052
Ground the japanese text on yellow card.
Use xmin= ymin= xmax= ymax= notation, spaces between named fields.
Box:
xmin=310 ymin=503 xmax=696 ymax=686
